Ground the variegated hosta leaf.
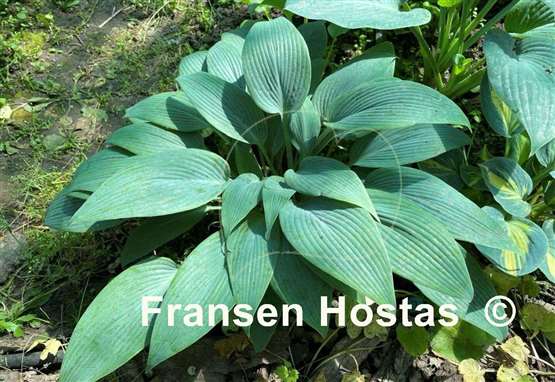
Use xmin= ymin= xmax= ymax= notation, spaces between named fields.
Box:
xmin=120 ymin=207 xmax=207 ymax=267
xmin=368 ymin=189 xmax=473 ymax=301
xmin=477 ymin=207 xmax=548 ymax=276
xmin=325 ymin=78 xmax=469 ymax=132
xmin=505 ymin=0 xmax=555 ymax=35
xmin=147 ymin=234 xmax=234 ymax=369
xmin=125 ymin=92 xmax=209 ymax=132
xmin=417 ymin=251 xmax=509 ymax=341
xmin=480 ymin=157 xmax=533 ymax=218
xmin=289 ymin=98 xmax=321 ymax=157
xmin=484 ymin=30 xmax=555 ymax=154
xmin=365 ymin=167 xmax=516 ymax=251
xmin=284 ymin=156 xmax=377 ymax=217
xmin=71 ymin=149 xmax=230 ymax=229
xmin=480 ymin=77 xmax=522 ymax=138
xmin=540 ymin=220 xmax=555 ymax=283
xmin=226 ymin=213 xmax=277 ymax=332
xmin=207 ymin=33 xmax=245 ymax=89
xmin=179 ymin=51 xmax=207 ymax=76
xmin=60 ymin=258 xmax=177 ymax=382
xmin=106 ymin=122 xmax=204 ymax=155
xmin=177 ymin=72 xmax=267 ymax=144
xmin=313 ymin=42 xmax=396 ymax=120
xmin=243 ymin=17 xmax=311 ymax=115
xmin=284 ymin=0 xmax=431 ymax=30
xmin=262 ymin=176 xmax=295 ymax=239
xmin=279 ymin=198 xmax=395 ymax=306
xmin=351 ymin=124 xmax=470 ymax=168
xmin=221 ymin=173 xmax=263 ymax=236
xmin=270 ymin=241 xmax=332 ymax=336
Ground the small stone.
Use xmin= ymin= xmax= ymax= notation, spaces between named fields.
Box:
xmin=0 ymin=232 xmax=26 ymax=284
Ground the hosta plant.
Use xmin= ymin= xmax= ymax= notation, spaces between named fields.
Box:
xmin=46 ymin=16 xmax=517 ymax=382
xmin=466 ymin=0 xmax=555 ymax=280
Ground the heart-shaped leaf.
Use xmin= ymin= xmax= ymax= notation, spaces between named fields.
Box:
xmin=106 ymin=122 xmax=203 ymax=155
xmin=226 ymin=213 xmax=277 ymax=332
xmin=284 ymin=0 xmax=431 ymax=30
xmin=325 ymin=78 xmax=469 ymax=132
xmin=351 ymin=124 xmax=470 ymax=168
xmin=125 ymin=92 xmax=209 ymax=132
xmin=369 ymin=189 xmax=472 ymax=301
xmin=288 ymin=98 xmax=321 ymax=157
xmin=480 ymin=157 xmax=533 ymax=218
xmin=243 ymin=17 xmax=311 ymax=114
xmin=365 ymin=166 xmax=516 ymax=251
xmin=207 ymin=34 xmax=245 ymax=88
xmin=178 ymin=72 xmax=267 ymax=144
xmin=72 ymin=149 xmax=229 ymax=228
xmin=147 ymin=234 xmax=233 ymax=369
xmin=60 ymin=258 xmax=177 ymax=382
xmin=313 ymin=42 xmax=396 ymax=120
xmin=476 ymin=207 xmax=548 ymax=276
xmin=484 ymin=30 xmax=555 ymax=154
xmin=279 ymin=198 xmax=395 ymax=306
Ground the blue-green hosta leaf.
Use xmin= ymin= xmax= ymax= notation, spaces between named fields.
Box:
xmin=313 ymin=42 xmax=396 ymax=120
xmin=310 ymin=58 xmax=327 ymax=93
xmin=480 ymin=77 xmax=522 ymax=138
xmin=221 ymin=173 xmax=263 ymax=236
xmin=248 ymin=290 xmax=281 ymax=352
xmin=178 ymin=72 xmax=267 ymax=144
xmin=207 ymin=34 xmax=245 ymax=88
xmin=262 ymin=176 xmax=295 ymax=239
xmin=279 ymin=198 xmax=395 ymax=306
xmin=45 ymin=190 xmax=120 ymax=233
xmin=325 ymin=79 xmax=470 ymax=132
xmin=289 ymin=98 xmax=321 ymax=157
xmin=480 ymin=157 xmax=533 ymax=218
xmin=477 ymin=207 xmax=548 ymax=276
xmin=285 ymin=156 xmax=377 ymax=217
xmin=147 ymin=234 xmax=233 ymax=369
xmin=226 ymin=214 xmax=277 ymax=327
xmin=505 ymin=0 xmax=555 ymax=35
xmin=540 ymin=220 xmax=555 ymax=282
xmin=417 ymin=251 xmax=509 ymax=341
xmin=120 ymin=207 xmax=207 ymax=267
xmin=298 ymin=21 xmax=328 ymax=59
xmin=537 ymin=138 xmax=555 ymax=167
xmin=484 ymin=30 xmax=555 ymax=154
xmin=365 ymin=167 xmax=516 ymax=251
xmin=284 ymin=0 xmax=431 ymax=30
xmin=243 ymin=17 xmax=311 ymax=114
xmin=125 ymin=92 xmax=209 ymax=132
xmin=71 ymin=149 xmax=229 ymax=228
xmin=351 ymin=125 xmax=470 ymax=168
xmin=68 ymin=148 xmax=132 ymax=193
xmin=271 ymin=240 xmax=332 ymax=336
xmin=368 ymin=189 xmax=472 ymax=301
xmin=179 ymin=51 xmax=207 ymax=76
xmin=106 ymin=122 xmax=204 ymax=155
xmin=60 ymin=257 xmax=177 ymax=382
xmin=418 ymin=150 xmax=466 ymax=190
